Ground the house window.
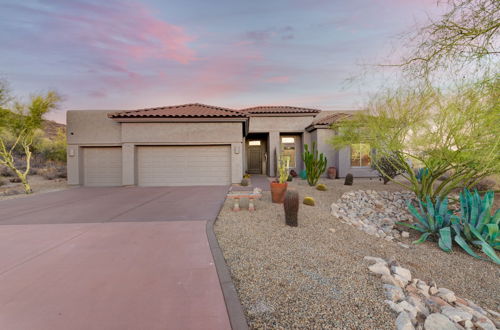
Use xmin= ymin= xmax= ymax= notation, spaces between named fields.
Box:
xmin=351 ymin=143 xmax=371 ymax=167
xmin=281 ymin=137 xmax=296 ymax=168
xmin=249 ymin=140 xmax=261 ymax=146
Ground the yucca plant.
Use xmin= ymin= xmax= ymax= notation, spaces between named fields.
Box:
xmin=399 ymin=196 xmax=454 ymax=251
xmin=451 ymin=188 xmax=500 ymax=264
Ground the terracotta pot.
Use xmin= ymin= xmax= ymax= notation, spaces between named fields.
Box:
xmin=270 ymin=181 xmax=288 ymax=203
xmin=327 ymin=166 xmax=337 ymax=179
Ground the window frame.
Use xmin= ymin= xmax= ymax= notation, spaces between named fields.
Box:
xmin=350 ymin=143 xmax=372 ymax=168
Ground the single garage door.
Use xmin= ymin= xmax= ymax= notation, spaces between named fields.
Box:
xmin=137 ymin=145 xmax=231 ymax=186
xmin=83 ymin=147 xmax=122 ymax=186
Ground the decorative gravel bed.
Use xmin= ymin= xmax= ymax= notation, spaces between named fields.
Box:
xmin=214 ymin=178 xmax=500 ymax=329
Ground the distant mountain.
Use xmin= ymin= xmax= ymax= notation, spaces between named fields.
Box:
xmin=41 ymin=120 xmax=66 ymax=139
xmin=0 ymin=109 xmax=66 ymax=140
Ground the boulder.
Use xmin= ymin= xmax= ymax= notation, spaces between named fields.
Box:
xmin=396 ymin=311 xmax=415 ymax=330
xmin=424 ymin=313 xmax=459 ymax=330
xmin=369 ymin=263 xmax=391 ymax=276
xmin=384 ymin=284 xmax=405 ymax=302
xmin=441 ymin=306 xmax=472 ymax=323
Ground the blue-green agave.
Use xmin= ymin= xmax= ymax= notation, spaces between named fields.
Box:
xmin=451 ymin=189 xmax=500 ymax=264
xmin=415 ymin=168 xmax=430 ymax=183
xmin=399 ymin=196 xmax=454 ymax=252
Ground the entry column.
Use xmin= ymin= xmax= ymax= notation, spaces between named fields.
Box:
xmin=122 ymin=143 xmax=135 ymax=185
xmin=268 ymin=131 xmax=280 ymax=177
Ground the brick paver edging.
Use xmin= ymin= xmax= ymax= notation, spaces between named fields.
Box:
xmin=206 ymin=216 xmax=249 ymax=330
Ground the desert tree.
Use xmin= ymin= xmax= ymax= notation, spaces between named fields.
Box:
xmin=392 ymin=0 xmax=499 ymax=80
xmin=329 ymin=80 xmax=500 ymax=200
xmin=0 ymin=83 xmax=61 ymax=194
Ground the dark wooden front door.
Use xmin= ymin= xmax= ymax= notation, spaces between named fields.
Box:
xmin=247 ymin=145 xmax=262 ymax=174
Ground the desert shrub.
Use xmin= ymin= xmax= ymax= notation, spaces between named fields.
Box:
xmin=303 ymin=196 xmax=315 ymax=206
xmin=290 ymin=169 xmax=297 ymax=177
xmin=37 ymin=163 xmax=66 ymax=180
xmin=33 ymin=129 xmax=67 ymax=163
xmin=316 ymin=184 xmax=327 ymax=191
xmin=372 ymin=155 xmax=406 ymax=184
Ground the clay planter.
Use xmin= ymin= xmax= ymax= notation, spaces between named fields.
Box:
xmin=270 ymin=181 xmax=288 ymax=203
xmin=327 ymin=166 xmax=337 ymax=179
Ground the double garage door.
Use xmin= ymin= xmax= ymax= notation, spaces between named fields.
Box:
xmin=83 ymin=146 xmax=231 ymax=186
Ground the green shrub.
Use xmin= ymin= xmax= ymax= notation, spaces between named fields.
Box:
xmin=372 ymin=155 xmax=406 ymax=184
xmin=399 ymin=196 xmax=454 ymax=251
xmin=451 ymin=188 xmax=499 ymax=264
xmin=302 ymin=142 xmax=327 ymax=186
xmin=303 ymin=196 xmax=315 ymax=206
xmin=316 ymin=184 xmax=327 ymax=191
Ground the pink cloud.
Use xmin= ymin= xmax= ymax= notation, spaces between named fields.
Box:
xmin=265 ymin=76 xmax=291 ymax=83
xmin=11 ymin=1 xmax=196 ymax=67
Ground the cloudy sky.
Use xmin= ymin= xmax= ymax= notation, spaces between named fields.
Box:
xmin=0 ymin=0 xmax=444 ymax=123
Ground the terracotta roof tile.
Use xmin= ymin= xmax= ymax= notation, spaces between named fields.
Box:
xmin=311 ymin=112 xmax=352 ymax=126
xmin=240 ymin=105 xmax=321 ymax=114
xmin=108 ymin=103 xmax=246 ymax=118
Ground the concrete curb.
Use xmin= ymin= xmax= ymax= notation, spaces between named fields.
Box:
xmin=206 ymin=199 xmax=249 ymax=330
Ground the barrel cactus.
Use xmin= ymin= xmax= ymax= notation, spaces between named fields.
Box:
xmin=344 ymin=173 xmax=353 ymax=186
xmin=316 ymin=184 xmax=327 ymax=191
xmin=303 ymin=196 xmax=315 ymax=206
xmin=241 ymin=178 xmax=249 ymax=186
xmin=284 ymin=189 xmax=299 ymax=227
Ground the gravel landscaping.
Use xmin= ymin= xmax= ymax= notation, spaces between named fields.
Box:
xmin=214 ymin=177 xmax=500 ymax=329
xmin=0 ymin=175 xmax=68 ymax=201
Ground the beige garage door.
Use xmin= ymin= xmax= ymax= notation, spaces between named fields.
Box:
xmin=83 ymin=147 xmax=122 ymax=186
xmin=137 ymin=146 xmax=231 ymax=186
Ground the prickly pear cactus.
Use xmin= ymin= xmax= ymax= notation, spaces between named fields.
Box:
xmin=284 ymin=189 xmax=299 ymax=227
xmin=344 ymin=173 xmax=353 ymax=186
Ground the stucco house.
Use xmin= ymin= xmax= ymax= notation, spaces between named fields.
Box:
xmin=66 ymin=103 xmax=376 ymax=187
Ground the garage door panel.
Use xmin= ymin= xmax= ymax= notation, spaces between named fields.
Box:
xmin=83 ymin=147 xmax=122 ymax=186
xmin=137 ymin=146 xmax=230 ymax=186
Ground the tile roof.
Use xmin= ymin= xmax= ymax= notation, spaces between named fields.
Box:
xmin=108 ymin=103 xmax=247 ymax=118
xmin=240 ymin=105 xmax=321 ymax=114
xmin=311 ymin=112 xmax=352 ymax=126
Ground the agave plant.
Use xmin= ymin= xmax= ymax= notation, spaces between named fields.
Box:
xmin=451 ymin=188 xmax=500 ymax=264
xmin=415 ymin=167 xmax=430 ymax=183
xmin=399 ymin=196 xmax=454 ymax=252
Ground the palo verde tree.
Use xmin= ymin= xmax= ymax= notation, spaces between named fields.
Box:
xmin=329 ymin=80 xmax=500 ymax=201
xmin=0 ymin=81 xmax=61 ymax=194
xmin=394 ymin=0 xmax=499 ymax=79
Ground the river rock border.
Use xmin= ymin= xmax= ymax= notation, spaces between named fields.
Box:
xmin=331 ymin=190 xmax=416 ymax=245
xmin=364 ymin=256 xmax=500 ymax=330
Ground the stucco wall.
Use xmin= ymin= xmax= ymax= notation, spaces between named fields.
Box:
xmin=311 ymin=128 xmax=377 ymax=178
xmin=313 ymin=129 xmax=338 ymax=177
xmin=66 ymin=110 xmax=245 ymax=185
xmin=121 ymin=122 xmax=242 ymax=143
xmin=67 ymin=111 xmax=121 ymax=145
xmin=249 ymin=116 xmax=315 ymax=133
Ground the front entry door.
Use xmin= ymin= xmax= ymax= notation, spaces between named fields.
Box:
xmin=247 ymin=144 xmax=262 ymax=174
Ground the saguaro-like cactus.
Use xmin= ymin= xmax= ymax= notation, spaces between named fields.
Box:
xmin=302 ymin=142 xmax=327 ymax=186
xmin=344 ymin=173 xmax=353 ymax=185
xmin=284 ymin=189 xmax=299 ymax=227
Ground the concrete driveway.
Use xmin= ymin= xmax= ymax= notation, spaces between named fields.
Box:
xmin=0 ymin=186 xmax=231 ymax=330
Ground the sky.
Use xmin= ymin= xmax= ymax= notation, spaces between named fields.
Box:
xmin=0 ymin=0 xmax=445 ymax=123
